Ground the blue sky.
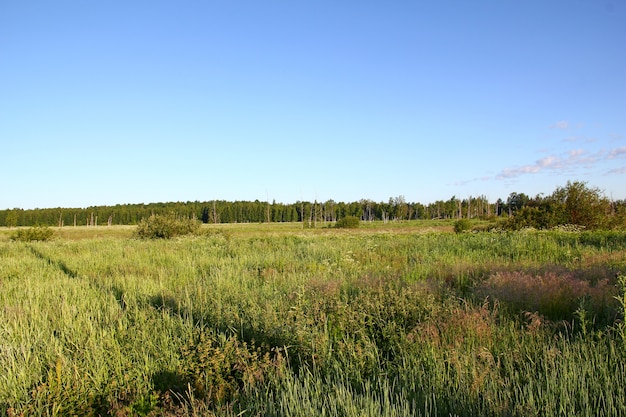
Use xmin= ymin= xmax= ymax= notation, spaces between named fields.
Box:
xmin=1 ymin=1 xmax=625 ymax=209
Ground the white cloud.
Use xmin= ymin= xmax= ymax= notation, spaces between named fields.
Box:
xmin=457 ymin=128 xmax=626 ymax=186
xmin=496 ymin=165 xmax=540 ymax=179
xmin=537 ymin=156 xmax=559 ymax=168
xmin=495 ymin=149 xmax=597 ymax=180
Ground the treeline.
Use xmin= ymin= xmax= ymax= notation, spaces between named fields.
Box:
xmin=0 ymin=198 xmax=441 ymax=227
xmin=2 ymin=182 xmax=625 ymax=229
xmin=0 ymin=196 xmax=506 ymax=227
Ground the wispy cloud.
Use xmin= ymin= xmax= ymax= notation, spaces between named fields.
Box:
xmin=606 ymin=166 xmax=626 ymax=175
xmin=608 ymin=147 xmax=626 ymax=159
xmin=550 ymin=120 xmax=569 ymax=129
xmin=549 ymin=121 xmax=586 ymax=130
xmin=495 ymin=146 xmax=626 ymax=180
xmin=455 ymin=144 xmax=625 ymax=188
xmin=495 ymin=148 xmax=606 ymax=180
xmin=453 ymin=176 xmax=491 ymax=186
xmin=563 ymin=135 xmax=596 ymax=143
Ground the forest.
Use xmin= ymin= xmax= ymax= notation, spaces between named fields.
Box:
xmin=2 ymin=182 xmax=626 ymax=230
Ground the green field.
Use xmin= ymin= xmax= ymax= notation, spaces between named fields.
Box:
xmin=1 ymin=222 xmax=625 ymax=416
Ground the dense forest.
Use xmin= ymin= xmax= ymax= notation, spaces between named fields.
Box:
xmin=2 ymin=182 xmax=625 ymax=229
xmin=0 ymin=196 xmax=492 ymax=227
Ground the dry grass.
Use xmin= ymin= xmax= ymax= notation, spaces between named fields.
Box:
xmin=473 ymin=269 xmax=619 ymax=324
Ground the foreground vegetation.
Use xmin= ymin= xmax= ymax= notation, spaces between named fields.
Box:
xmin=1 ymin=222 xmax=625 ymax=416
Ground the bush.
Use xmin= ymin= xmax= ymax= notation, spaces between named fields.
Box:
xmin=453 ymin=219 xmax=471 ymax=233
xmin=178 ymin=331 xmax=281 ymax=405
xmin=335 ymin=216 xmax=360 ymax=229
xmin=10 ymin=226 xmax=55 ymax=242
xmin=471 ymin=221 xmax=503 ymax=233
xmin=134 ymin=214 xmax=200 ymax=239
xmin=507 ymin=181 xmax=613 ymax=230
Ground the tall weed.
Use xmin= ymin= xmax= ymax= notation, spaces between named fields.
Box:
xmin=1 ymin=226 xmax=625 ymax=416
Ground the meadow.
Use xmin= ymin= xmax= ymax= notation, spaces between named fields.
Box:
xmin=1 ymin=222 xmax=625 ymax=416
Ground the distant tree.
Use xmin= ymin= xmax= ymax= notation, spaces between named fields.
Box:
xmin=446 ymin=196 xmax=460 ymax=219
xmin=507 ymin=182 xmax=612 ymax=230
xmin=496 ymin=198 xmax=505 ymax=216
xmin=550 ymin=181 xmax=611 ymax=229
xmin=5 ymin=209 xmax=19 ymax=228
xmin=392 ymin=195 xmax=409 ymax=220
xmin=506 ymin=192 xmax=530 ymax=216
xmin=323 ymin=199 xmax=337 ymax=222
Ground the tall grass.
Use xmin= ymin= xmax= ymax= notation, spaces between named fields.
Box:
xmin=1 ymin=225 xmax=625 ymax=415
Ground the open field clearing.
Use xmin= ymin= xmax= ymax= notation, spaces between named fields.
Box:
xmin=1 ymin=223 xmax=626 ymax=416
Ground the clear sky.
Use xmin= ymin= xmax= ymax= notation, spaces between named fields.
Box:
xmin=1 ymin=1 xmax=625 ymax=210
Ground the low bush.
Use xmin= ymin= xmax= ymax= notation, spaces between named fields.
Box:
xmin=335 ymin=216 xmax=360 ymax=229
xmin=453 ymin=219 xmax=471 ymax=233
xmin=178 ymin=330 xmax=283 ymax=406
xmin=134 ymin=214 xmax=200 ymax=239
xmin=10 ymin=226 xmax=55 ymax=242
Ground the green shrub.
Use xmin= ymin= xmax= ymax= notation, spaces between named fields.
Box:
xmin=453 ymin=219 xmax=471 ymax=233
xmin=10 ymin=226 xmax=55 ymax=242
xmin=335 ymin=216 xmax=360 ymax=229
xmin=179 ymin=330 xmax=281 ymax=405
xmin=506 ymin=181 xmax=613 ymax=230
xmin=134 ymin=214 xmax=200 ymax=239
xmin=471 ymin=222 xmax=503 ymax=233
